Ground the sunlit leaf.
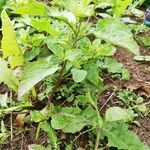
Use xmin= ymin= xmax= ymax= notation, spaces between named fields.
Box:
xmin=105 ymin=107 xmax=133 ymax=122
xmin=13 ymin=1 xmax=47 ymax=16
xmin=1 ymin=10 xmax=24 ymax=68
xmin=84 ymin=62 xmax=100 ymax=86
xmin=96 ymin=18 xmax=139 ymax=55
xmin=40 ymin=121 xmax=58 ymax=149
xmin=18 ymin=57 xmax=59 ymax=97
xmin=31 ymin=18 xmax=58 ymax=35
xmin=102 ymin=121 xmax=149 ymax=150
xmin=51 ymin=107 xmax=86 ymax=133
xmin=112 ymin=0 xmax=132 ymax=17
xmin=71 ymin=68 xmax=87 ymax=83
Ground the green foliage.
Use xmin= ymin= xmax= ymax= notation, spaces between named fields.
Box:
xmin=117 ymin=89 xmax=148 ymax=114
xmin=1 ymin=10 xmax=24 ymax=68
xmin=84 ymin=62 xmax=100 ymax=86
xmin=138 ymin=36 xmax=150 ymax=48
xmin=96 ymin=18 xmax=139 ymax=55
xmin=40 ymin=121 xmax=59 ymax=149
xmin=51 ymin=107 xmax=87 ymax=133
xmin=105 ymin=107 xmax=133 ymax=122
xmin=18 ymin=57 xmax=60 ymax=97
xmin=97 ymin=57 xmax=130 ymax=80
xmin=0 ymin=0 xmax=148 ymax=149
xmin=112 ymin=0 xmax=132 ymax=17
xmin=101 ymin=121 xmax=149 ymax=150
xmin=13 ymin=1 xmax=47 ymax=16
xmin=31 ymin=18 xmax=58 ymax=36
xmin=71 ymin=68 xmax=87 ymax=83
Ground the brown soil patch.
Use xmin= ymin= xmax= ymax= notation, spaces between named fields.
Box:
xmin=113 ymin=47 xmax=150 ymax=146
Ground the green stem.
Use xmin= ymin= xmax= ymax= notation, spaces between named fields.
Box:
xmin=95 ymin=128 xmax=100 ymax=150
xmin=48 ymin=22 xmax=81 ymax=103
xmin=48 ymin=60 xmax=67 ymax=103
xmin=0 ymin=104 xmax=32 ymax=114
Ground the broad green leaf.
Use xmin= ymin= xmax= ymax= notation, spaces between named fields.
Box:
xmin=112 ymin=0 xmax=132 ymax=17
xmin=84 ymin=62 xmax=100 ymax=86
xmin=18 ymin=58 xmax=59 ymax=97
xmin=30 ymin=106 xmax=53 ymax=122
xmin=97 ymin=57 xmax=130 ymax=80
xmin=76 ymin=92 xmax=97 ymax=107
xmin=67 ymin=0 xmax=94 ymax=17
xmin=13 ymin=1 xmax=47 ymax=16
xmin=96 ymin=18 xmax=139 ymax=55
xmin=105 ymin=107 xmax=133 ymax=122
xmin=71 ymin=68 xmax=87 ymax=83
xmin=138 ymin=36 xmax=150 ymax=47
xmin=0 ymin=58 xmax=18 ymax=92
xmin=102 ymin=121 xmax=149 ymax=150
xmin=53 ymin=0 xmax=94 ymax=17
xmin=1 ymin=10 xmax=24 ymax=68
xmin=40 ymin=121 xmax=58 ymax=149
xmin=24 ymin=47 xmax=41 ymax=62
xmin=82 ymin=106 xmax=103 ymax=127
xmin=46 ymin=38 xmax=65 ymax=59
xmin=49 ymin=10 xmax=77 ymax=24
xmin=91 ymin=41 xmax=116 ymax=57
xmin=31 ymin=18 xmax=58 ymax=35
xmin=30 ymin=111 xmax=46 ymax=122
xmin=51 ymin=107 xmax=86 ymax=133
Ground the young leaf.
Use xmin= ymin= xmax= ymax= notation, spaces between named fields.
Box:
xmin=13 ymin=1 xmax=47 ymax=16
xmin=102 ymin=121 xmax=149 ymax=150
xmin=112 ymin=0 xmax=132 ymax=17
xmin=96 ymin=18 xmax=139 ymax=55
xmin=49 ymin=10 xmax=77 ymax=24
xmin=40 ymin=121 xmax=59 ymax=149
xmin=31 ymin=18 xmax=58 ymax=36
xmin=71 ymin=68 xmax=87 ymax=83
xmin=84 ymin=62 xmax=100 ymax=86
xmin=63 ymin=0 xmax=94 ymax=17
xmin=0 ymin=58 xmax=19 ymax=92
xmin=1 ymin=10 xmax=24 ymax=68
xmin=30 ymin=111 xmax=46 ymax=122
xmin=18 ymin=58 xmax=59 ymax=97
xmin=51 ymin=107 xmax=86 ymax=133
xmin=105 ymin=107 xmax=133 ymax=122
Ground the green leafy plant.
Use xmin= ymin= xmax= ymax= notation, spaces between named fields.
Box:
xmin=0 ymin=0 xmax=149 ymax=149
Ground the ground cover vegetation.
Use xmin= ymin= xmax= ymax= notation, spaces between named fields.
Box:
xmin=0 ymin=0 xmax=150 ymax=149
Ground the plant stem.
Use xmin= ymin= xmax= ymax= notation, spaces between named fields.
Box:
xmin=48 ymin=60 xmax=67 ymax=104
xmin=95 ymin=128 xmax=100 ymax=150
xmin=48 ymin=22 xmax=81 ymax=104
